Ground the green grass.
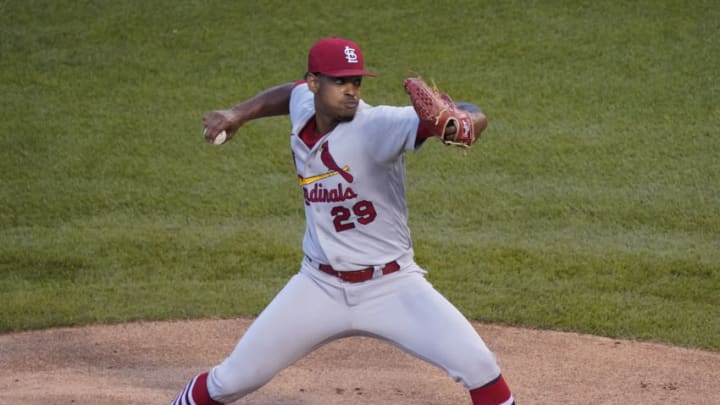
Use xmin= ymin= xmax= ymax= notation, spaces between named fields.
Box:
xmin=1 ymin=0 xmax=718 ymax=350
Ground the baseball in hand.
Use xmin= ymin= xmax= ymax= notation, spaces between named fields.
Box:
xmin=213 ymin=130 xmax=227 ymax=145
xmin=203 ymin=127 xmax=228 ymax=145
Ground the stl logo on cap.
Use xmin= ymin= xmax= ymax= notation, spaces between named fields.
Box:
xmin=307 ymin=37 xmax=376 ymax=77
xmin=344 ymin=46 xmax=358 ymax=64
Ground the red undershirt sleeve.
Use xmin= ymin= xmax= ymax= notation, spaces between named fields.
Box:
xmin=415 ymin=123 xmax=435 ymax=146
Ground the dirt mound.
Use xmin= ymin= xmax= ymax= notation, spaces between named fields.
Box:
xmin=1 ymin=318 xmax=718 ymax=404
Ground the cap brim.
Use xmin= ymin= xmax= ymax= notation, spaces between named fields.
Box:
xmin=318 ymin=69 xmax=377 ymax=77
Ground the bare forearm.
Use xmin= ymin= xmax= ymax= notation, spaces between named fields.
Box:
xmin=228 ymin=83 xmax=294 ymax=126
xmin=202 ymin=82 xmax=294 ymax=143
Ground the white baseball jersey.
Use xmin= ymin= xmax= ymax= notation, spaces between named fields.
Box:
xmin=289 ymin=82 xmax=422 ymax=270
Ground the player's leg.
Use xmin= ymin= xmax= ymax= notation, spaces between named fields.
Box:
xmin=353 ymin=269 xmax=515 ymax=405
xmin=170 ymin=270 xmax=350 ymax=404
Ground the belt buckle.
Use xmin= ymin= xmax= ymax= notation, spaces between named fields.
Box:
xmin=372 ymin=265 xmax=384 ymax=279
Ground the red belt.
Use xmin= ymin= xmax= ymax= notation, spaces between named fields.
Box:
xmin=309 ymin=257 xmax=400 ymax=283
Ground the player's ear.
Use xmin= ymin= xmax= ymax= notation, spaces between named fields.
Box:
xmin=307 ymin=72 xmax=320 ymax=94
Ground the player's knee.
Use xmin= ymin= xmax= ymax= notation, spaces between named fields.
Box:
xmin=457 ymin=349 xmax=503 ymax=389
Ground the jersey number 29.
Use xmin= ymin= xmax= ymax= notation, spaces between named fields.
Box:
xmin=331 ymin=200 xmax=377 ymax=232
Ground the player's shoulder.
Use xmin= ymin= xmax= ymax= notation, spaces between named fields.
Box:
xmin=357 ymin=102 xmax=414 ymax=119
xmin=290 ymin=82 xmax=315 ymax=126
xmin=291 ymin=81 xmax=311 ymax=97
xmin=355 ymin=103 xmax=417 ymax=132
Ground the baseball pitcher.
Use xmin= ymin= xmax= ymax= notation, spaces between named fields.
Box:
xmin=171 ymin=37 xmax=515 ymax=405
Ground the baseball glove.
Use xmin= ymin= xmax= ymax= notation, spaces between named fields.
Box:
xmin=403 ymin=77 xmax=475 ymax=148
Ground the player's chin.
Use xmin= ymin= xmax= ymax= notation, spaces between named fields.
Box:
xmin=337 ymin=114 xmax=356 ymax=123
xmin=336 ymin=108 xmax=357 ymax=122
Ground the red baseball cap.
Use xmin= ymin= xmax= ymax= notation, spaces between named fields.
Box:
xmin=307 ymin=37 xmax=376 ymax=77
